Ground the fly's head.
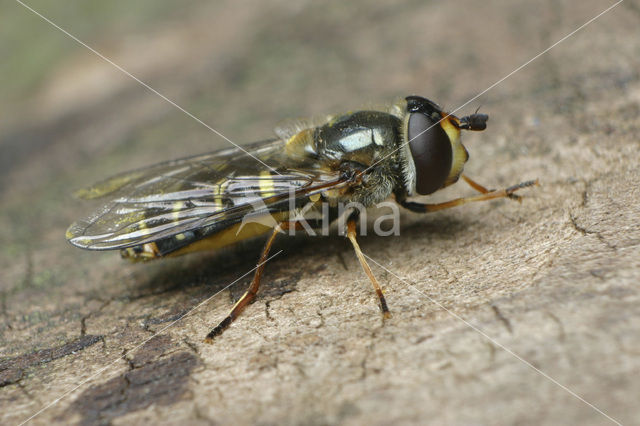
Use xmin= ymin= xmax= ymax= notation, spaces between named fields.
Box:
xmin=401 ymin=95 xmax=488 ymax=195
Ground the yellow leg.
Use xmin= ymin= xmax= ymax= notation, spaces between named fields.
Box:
xmin=462 ymin=174 xmax=523 ymax=201
xmin=204 ymin=222 xmax=293 ymax=343
xmin=461 ymin=174 xmax=491 ymax=193
xmin=346 ymin=219 xmax=391 ymax=319
xmin=400 ymin=179 xmax=538 ymax=213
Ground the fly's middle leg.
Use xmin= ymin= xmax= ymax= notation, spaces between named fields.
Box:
xmin=346 ymin=217 xmax=391 ymax=319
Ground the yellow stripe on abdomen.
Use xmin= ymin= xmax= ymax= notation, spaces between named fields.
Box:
xmin=259 ymin=171 xmax=276 ymax=197
xmin=168 ymin=212 xmax=289 ymax=257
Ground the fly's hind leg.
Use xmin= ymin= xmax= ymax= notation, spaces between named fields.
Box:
xmin=346 ymin=218 xmax=391 ymax=319
xmin=204 ymin=222 xmax=296 ymax=343
xmin=399 ymin=179 xmax=538 ymax=213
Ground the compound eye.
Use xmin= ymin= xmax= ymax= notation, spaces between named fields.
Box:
xmin=408 ymin=112 xmax=452 ymax=195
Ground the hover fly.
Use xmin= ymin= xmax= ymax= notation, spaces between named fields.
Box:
xmin=67 ymin=95 xmax=536 ymax=343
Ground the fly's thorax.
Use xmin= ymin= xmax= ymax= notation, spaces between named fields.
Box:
xmin=313 ymin=111 xmax=402 ymax=166
xmin=309 ymin=110 xmax=405 ymax=206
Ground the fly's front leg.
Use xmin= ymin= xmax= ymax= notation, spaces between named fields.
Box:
xmin=204 ymin=221 xmax=299 ymax=343
xmin=398 ymin=179 xmax=538 ymax=213
xmin=462 ymin=174 xmax=522 ymax=201
xmin=346 ymin=216 xmax=391 ymax=319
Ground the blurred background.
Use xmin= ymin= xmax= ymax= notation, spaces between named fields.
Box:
xmin=3 ymin=0 xmax=635 ymax=290
xmin=2 ymin=0 xmax=639 ymax=424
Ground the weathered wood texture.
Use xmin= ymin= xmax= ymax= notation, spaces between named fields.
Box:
xmin=1 ymin=1 xmax=639 ymax=425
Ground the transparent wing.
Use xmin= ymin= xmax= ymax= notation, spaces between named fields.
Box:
xmin=67 ymin=139 xmax=344 ymax=250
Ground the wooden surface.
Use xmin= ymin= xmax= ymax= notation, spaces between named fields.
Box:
xmin=1 ymin=1 xmax=639 ymax=425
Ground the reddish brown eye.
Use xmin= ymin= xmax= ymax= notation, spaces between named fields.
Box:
xmin=408 ymin=112 xmax=452 ymax=195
